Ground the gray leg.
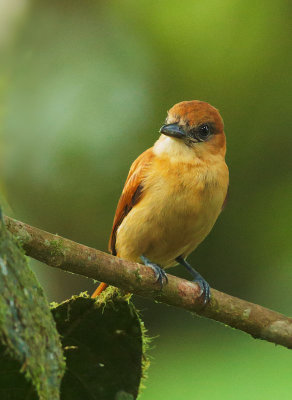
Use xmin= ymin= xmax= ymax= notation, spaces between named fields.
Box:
xmin=140 ymin=255 xmax=168 ymax=289
xmin=176 ymin=256 xmax=210 ymax=305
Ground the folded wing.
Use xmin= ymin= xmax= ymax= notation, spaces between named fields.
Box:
xmin=109 ymin=148 xmax=154 ymax=255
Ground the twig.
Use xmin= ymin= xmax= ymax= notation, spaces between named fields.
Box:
xmin=4 ymin=216 xmax=292 ymax=349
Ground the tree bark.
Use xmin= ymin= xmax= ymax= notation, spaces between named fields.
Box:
xmin=5 ymin=216 xmax=292 ymax=350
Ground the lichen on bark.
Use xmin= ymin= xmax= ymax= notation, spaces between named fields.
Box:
xmin=0 ymin=211 xmax=65 ymax=399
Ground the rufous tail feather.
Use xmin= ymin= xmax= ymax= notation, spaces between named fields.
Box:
xmin=91 ymin=282 xmax=108 ymax=298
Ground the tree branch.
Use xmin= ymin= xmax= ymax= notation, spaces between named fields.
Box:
xmin=4 ymin=216 xmax=292 ymax=350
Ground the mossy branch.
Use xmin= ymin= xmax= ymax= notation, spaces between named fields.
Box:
xmin=4 ymin=216 xmax=292 ymax=350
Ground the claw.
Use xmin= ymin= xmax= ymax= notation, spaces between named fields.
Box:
xmin=193 ymin=277 xmax=211 ymax=306
xmin=152 ymin=265 xmax=168 ymax=288
xmin=175 ymin=256 xmax=211 ymax=306
xmin=140 ymin=255 xmax=168 ymax=289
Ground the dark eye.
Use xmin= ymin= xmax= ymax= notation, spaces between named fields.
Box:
xmin=198 ymin=124 xmax=210 ymax=140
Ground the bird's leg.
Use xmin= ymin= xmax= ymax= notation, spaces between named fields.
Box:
xmin=140 ymin=255 xmax=168 ymax=289
xmin=176 ymin=256 xmax=210 ymax=305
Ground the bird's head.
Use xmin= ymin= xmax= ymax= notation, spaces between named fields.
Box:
xmin=159 ymin=100 xmax=226 ymax=158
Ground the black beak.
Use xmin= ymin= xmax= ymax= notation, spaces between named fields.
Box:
xmin=159 ymin=123 xmax=187 ymax=139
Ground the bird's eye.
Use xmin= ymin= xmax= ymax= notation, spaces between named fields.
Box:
xmin=198 ymin=124 xmax=210 ymax=140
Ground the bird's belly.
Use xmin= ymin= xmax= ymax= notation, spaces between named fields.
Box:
xmin=115 ymin=181 xmax=225 ymax=267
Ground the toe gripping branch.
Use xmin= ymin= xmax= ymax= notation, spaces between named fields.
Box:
xmin=176 ymin=256 xmax=210 ymax=305
xmin=140 ymin=255 xmax=168 ymax=289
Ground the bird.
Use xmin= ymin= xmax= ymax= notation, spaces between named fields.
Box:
xmin=92 ymin=100 xmax=229 ymax=304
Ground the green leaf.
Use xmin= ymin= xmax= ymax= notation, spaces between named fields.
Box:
xmin=52 ymin=291 xmax=145 ymax=400
xmin=0 ymin=212 xmax=65 ymax=400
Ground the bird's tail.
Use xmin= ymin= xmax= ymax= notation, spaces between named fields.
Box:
xmin=91 ymin=282 xmax=108 ymax=298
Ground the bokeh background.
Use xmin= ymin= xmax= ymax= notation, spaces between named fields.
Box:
xmin=1 ymin=0 xmax=292 ymax=398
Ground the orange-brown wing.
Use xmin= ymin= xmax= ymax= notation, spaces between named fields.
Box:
xmin=109 ymin=147 xmax=154 ymax=255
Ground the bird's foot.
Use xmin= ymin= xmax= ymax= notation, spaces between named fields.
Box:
xmin=192 ymin=276 xmax=210 ymax=306
xmin=175 ymin=256 xmax=211 ymax=306
xmin=141 ymin=255 xmax=168 ymax=289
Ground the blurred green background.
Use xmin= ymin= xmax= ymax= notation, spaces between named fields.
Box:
xmin=1 ymin=0 xmax=292 ymax=398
